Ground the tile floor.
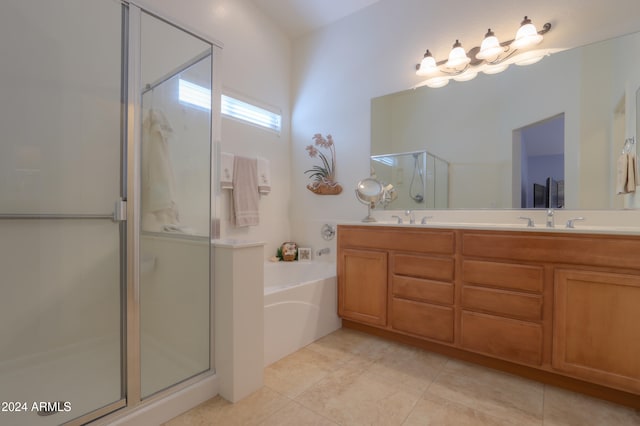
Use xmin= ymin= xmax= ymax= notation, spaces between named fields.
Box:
xmin=164 ymin=328 xmax=640 ymax=426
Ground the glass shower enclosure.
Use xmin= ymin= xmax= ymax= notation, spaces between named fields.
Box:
xmin=0 ymin=2 xmax=216 ymax=424
xmin=371 ymin=150 xmax=449 ymax=209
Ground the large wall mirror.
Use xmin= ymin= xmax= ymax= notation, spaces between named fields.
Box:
xmin=371 ymin=30 xmax=640 ymax=210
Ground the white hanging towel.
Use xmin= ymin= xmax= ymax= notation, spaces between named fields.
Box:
xmin=141 ymin=109 xmax=179 ymax=231
xmin=616 ymin=153 xmax=638 ymax=194
xmin=627 ymin=153 xmax=637 ymax=193
xmin=221 ymin=152 xmax=234 ymax=189
xmin=257 ymin=157 xmax=271 ymax=195
xmin=232 ymin=156 xmax=259 ymax=227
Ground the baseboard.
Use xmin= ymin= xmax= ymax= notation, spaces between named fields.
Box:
xmin=102 ymin=374 xmax=218 ymax=425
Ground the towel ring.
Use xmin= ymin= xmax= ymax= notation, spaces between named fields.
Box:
xmin=622 ymin=137 xmax=636 ymax=154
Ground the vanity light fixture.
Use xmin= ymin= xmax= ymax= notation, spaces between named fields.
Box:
xmin=416 ymin=16 xmax=552 ymax=88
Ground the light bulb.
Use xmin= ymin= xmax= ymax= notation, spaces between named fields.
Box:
xmin=416 ymin=50 xmax=439 ymax=76
xmin=476 ymin=29 xmax=503 ymax=62
xmin=512 ymin=16 xmax=543 ymax=50
xmin=445 ymin=40 xmax=470 ymax=70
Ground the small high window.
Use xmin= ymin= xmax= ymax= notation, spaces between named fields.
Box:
xmin=221 ymin=94 xmax=281 ymax=133
xmin=178 ymin=79 xmax=282 ymax=133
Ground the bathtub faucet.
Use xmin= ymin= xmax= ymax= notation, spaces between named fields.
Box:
xmin=316 ymin=248 xmax=330 ymax=256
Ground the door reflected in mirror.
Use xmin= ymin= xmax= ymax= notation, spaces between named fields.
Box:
xmin=513 ymin=114 xmax=565 ymax=209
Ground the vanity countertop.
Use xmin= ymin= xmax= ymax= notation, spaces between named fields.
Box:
xmin=343 ymin=221 xmax=640 ymax=236
xmin=342 ymin=208 xmax=640 ymax=235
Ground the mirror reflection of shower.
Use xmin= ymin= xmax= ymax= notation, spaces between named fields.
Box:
xmin=371 ymin=150 xmax=449 ymax=210
xmin=410 ymin=152 xmax=424 ymax=203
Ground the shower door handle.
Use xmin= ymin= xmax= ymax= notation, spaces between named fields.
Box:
xmin=112 ymin=199 xmax=127 ymax=222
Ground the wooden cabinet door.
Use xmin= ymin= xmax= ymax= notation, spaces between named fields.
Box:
xmin=338 ymin=248 xmax=388 ymax=326
xmin=553 ymin=269 xmax=640 ymax=393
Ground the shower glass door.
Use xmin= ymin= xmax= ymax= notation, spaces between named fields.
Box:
xmin=0 ymin=1 xmax=126 ymax=425
xmin=138 ymin=11 xmax=213 ymax=399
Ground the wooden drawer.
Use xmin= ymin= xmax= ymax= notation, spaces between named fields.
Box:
xmin=462 ymin=285 xmax=542 ymax=321
xmin=462 ymin=231 xmax=640 ymax=270
xmin=460 ymin=311 xmax=543 ymax=366
xmin=462 ymin=260 xmax=543 ymax=293
xmin=393 ymin=275 xmax=454 ymax=305
xmin=393 ymin=253 xmax=454 ymax=282
xmin=338 ymin=225 xmax=455 ymax=255
xmin=391 ymin=298 xmax=454 ymax=343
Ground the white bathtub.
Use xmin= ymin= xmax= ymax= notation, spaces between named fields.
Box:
xmin=264 ymin=261 xmax=341 ymax=366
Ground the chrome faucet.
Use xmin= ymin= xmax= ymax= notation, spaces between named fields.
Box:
xmin=566 ymin=217 xmax=585 ymax=228
xmin=405 ymin=210 xmax=415 ymax=224
xmin=316 ymin=248 xmax=330 ymax=256
xmin=518 ymin=216 xmax=535 ymax=227
xmin=546 ymin=209 xmax=554 ymax=228
xmin=420 ymin=215 xmax=433 ymax=224
xmin=391 ymin=215 xmax=403 ymax=224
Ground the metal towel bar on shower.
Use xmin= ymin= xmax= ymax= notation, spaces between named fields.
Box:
xmin=0 ymin=213 xmax=115 ymax=220
xmin=0 ymin=199 xmax=127 ymax=221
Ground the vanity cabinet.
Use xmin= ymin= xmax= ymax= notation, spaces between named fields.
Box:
xmin=459 ymin=249 xmax=546 ymax=366
xmin=390 ymin=253 xmax=455 ymax=343
xmin=553 ymin=269 xmax=640 ymax=394
xmin=459 ymin=260 xmax=545 ymax=366
xmin=338 ymin=226 xmax=455 ymax=335
xmin=337 ymin=224 xmax=640 ymax=407
xmin=338 ymin=248 xmax=387 ymax=326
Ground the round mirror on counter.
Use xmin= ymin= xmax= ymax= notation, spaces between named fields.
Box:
xmin=355 ymin=178 xmax=384 ymax=222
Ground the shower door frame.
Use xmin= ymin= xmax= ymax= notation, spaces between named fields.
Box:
xmin=59 ymin=3 xmax=131 ymax=425
xmin=117 ymin=2 xmax=221 ymax=420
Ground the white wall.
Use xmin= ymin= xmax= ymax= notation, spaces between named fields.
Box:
xmin=290 ymin=0 xmax=640 ymax=246
xmin=142 ymin=0 xmax=292 ymax=258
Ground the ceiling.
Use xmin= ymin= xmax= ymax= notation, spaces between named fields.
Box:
xmin=250 ymin=0 xmax=640 ymax=51
xmin=249 ymin=0 xmax=382 ymax=38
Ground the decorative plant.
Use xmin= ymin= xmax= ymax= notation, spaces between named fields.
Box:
xmin=304 ymin=133 xmax=343 ymax=195
xmin=277 ymin=242 xmax=298 ymax=261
